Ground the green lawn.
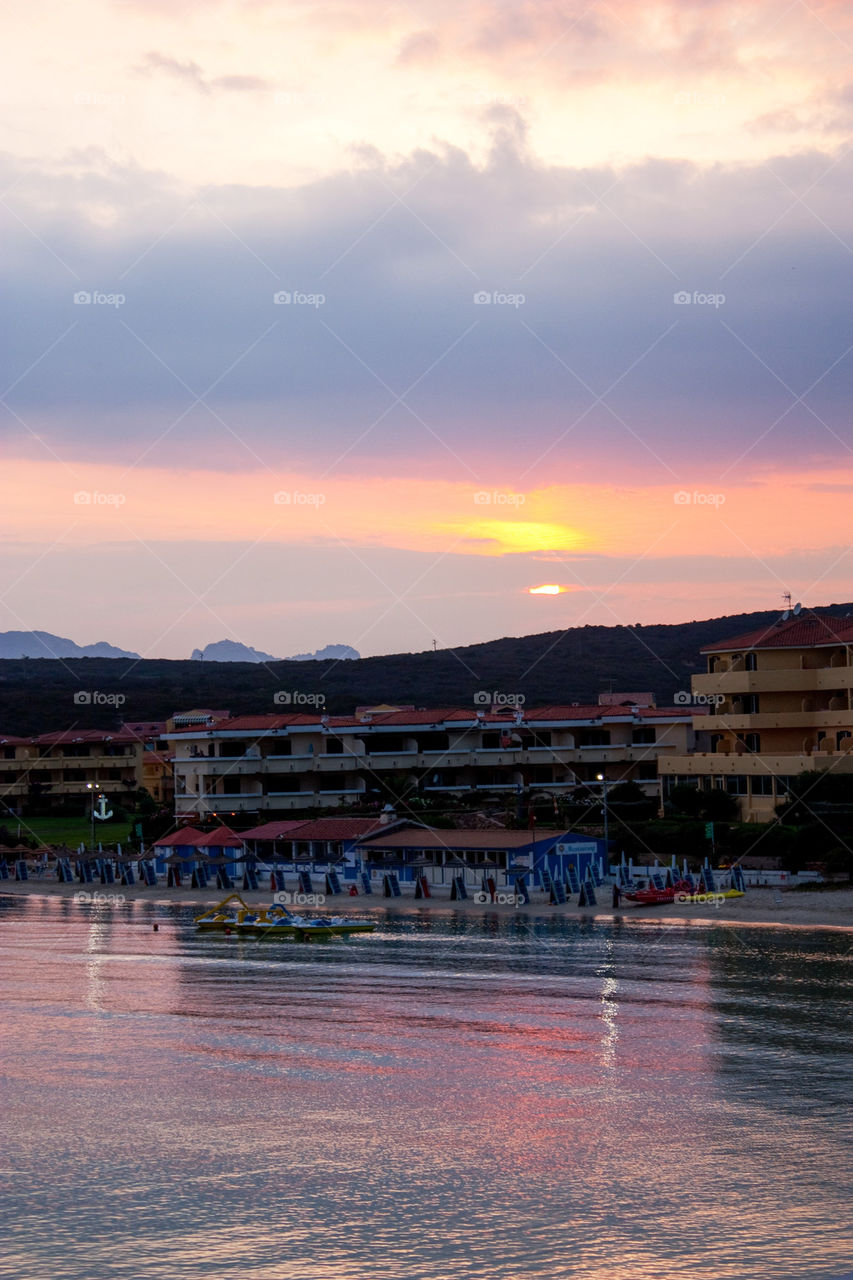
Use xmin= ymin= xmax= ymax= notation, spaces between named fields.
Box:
xmin=3 ymin=815 xmax=135 ymax=851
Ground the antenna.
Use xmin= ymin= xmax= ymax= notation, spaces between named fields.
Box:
xmin=782 ymin=591 xmax=792 ymax=610
xmin=793 ymin=602 xmax=802 ymax=616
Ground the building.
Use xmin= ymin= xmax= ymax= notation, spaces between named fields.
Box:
xmin=0 ymin=728 xmax=144 ymax=814
xmin=166 ymin=701 xmax=697 ymax=821
xmin=353 ymin=826 xmax=605 ymax=887
xmin=658 ymin=610 xmax=853 ymax=821
xmin=121 ymin=721 xmax=174 ymax=807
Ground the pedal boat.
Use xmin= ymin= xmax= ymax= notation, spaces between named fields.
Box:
xmin=194 ymin=893 xmax=375 ymax=940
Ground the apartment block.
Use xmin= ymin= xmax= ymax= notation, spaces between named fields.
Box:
xmin=166 ymin=700 xmax=696 ymax=821
xmin=658 ymin=611 xmax=853 ymax=820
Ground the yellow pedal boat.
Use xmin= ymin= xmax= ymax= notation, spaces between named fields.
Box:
xmin=194 ymin=893 xmax=375 ymax=940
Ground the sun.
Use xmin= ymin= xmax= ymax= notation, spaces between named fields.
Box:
xmin=528 ymin=584 xmax=568 ymax=595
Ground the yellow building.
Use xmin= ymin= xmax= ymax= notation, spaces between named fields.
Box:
xmin=659 ymin=610 xmax=853 ymax=821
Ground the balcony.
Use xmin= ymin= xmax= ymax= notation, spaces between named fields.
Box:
xmin=359 ymin=750 xmax=419 ymax=770
xmin=693 ymin=667 xmax=853 ymax=696
xmin=704 ymin=710 xmax=853 ymax=732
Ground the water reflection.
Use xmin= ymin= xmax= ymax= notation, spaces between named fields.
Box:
xmin=0 ymin=894 xmax=850 ymax=1280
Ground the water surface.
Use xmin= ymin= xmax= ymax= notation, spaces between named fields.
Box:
xmin=1 ymin=896 xmax=850 ymax=1280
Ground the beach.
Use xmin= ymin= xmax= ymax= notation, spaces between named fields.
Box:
xmin=3 ymin=878 xmax=851 ymax=930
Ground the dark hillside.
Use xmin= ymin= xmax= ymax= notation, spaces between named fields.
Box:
xmin=1 ymin=603 xmax=850 ymax=734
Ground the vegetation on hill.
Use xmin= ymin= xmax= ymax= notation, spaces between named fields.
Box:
xmin=1 ymin=603 xmax=851 ymax=735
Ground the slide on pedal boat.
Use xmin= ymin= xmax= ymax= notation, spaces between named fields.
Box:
xmin=194 ymin=893 xmax=375 ymax=938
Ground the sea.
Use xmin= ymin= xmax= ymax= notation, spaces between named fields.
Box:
xmin=1 ymin=894 xmax=851 ymax=1280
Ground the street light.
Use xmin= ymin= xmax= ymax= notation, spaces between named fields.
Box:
xmin=596 ymin=772 xmax=609 ymax=855
xmin=86 ymin=782 xmax=96 ymax=850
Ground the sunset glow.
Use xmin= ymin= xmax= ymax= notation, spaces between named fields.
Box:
xmin=0 ymin=0 xmax=850 ymax=657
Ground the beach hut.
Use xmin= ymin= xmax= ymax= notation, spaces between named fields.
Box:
xmin=151 ymin=827 xmax=206 ymax=876
xmin=193 ymin=826 xmax=245 ymax=882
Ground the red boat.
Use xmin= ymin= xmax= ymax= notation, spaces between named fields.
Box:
xmin=623 ymin=886 xmax=675 ymax=905
xmin=622 ymin=879 xmax=692 ymax=906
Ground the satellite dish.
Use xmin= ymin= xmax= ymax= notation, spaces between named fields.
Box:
xmin=781 ymin=610 xmax=789 ymax=621
xmin=793 ymin=602 xmax=802 ymax=615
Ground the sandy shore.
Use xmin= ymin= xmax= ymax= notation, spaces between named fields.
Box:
xmin=2 ymin=878 xmax=851 ymax=930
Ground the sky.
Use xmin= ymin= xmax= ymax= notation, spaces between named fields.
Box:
xmin=1 ymin=0 xmax=852 ymax=660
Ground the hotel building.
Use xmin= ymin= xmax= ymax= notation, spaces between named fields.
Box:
xmin=165 ymin=698 xmax=697 ymax=822
xmin=658 ymin=611 xmax=853 ymax=821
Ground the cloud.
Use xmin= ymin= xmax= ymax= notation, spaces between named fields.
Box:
xmin=138 ymin=51 xmax=270 ymax=94
xmin=1 ymin=130 xmax=850 ymax=490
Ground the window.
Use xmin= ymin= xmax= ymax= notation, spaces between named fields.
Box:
xmin=726 ymin=776 xmax=748 ymax=795
xmin=751 ymin=776 xmax=773 ymax=796
xmin=324 ymin=738 xmax=344 ymax=755
xmin=745 ymin=652 xmax=758 ymax=671
xmin=743 ymin=733 xmax=760 ymax=753
xmin=740 ymin=695 xmax=759 ymax=715
xmin=578 ymin=729 xmax=611 ymax=747
xmin=632 ymin=727 xmax=656 ymax=745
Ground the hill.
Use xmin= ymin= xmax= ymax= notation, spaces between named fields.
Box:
xmin=0 ymin=604 xmax=850 ymax=735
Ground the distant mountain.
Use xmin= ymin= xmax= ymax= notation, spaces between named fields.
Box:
xmin=191 ymin=640 xmax=361 ymax=662
xmin=0 ymin=631 xmax=139 ymax=660
xmin=287 ymin=644 xmax=360 ymax=662
xmin=191 ymin=640 xmax=279 ymax=663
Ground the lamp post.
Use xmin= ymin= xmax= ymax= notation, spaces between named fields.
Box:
xmin=86 ymin=782 xmax=96 ymax=851
xmin=596 ymin=772 xmax=609 ymax=857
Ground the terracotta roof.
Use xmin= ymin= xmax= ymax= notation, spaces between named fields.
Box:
xmin=151 ymin=827 xmax=206 ymax=847
xmin=33 ymin=729 xmax=140 ymax=745
xmin=173 ymin=703 xmax=691 ymax=736
xmin=239 ymin=820 xmax=310 ymax=840
xmin=523 ymin=704 xmax=690 ymax=721
xmin=193 ymin=825 xmax=245 ymax=847
xmin=701 ymin=612 xmax=853 ymax=653
xmin=288 ymin=817 xmax=387 ymax=840
xmin=356 ymin=827 xmax=568 ymax=850
xmin=0 ymin=735 xmax=29 ymax=745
